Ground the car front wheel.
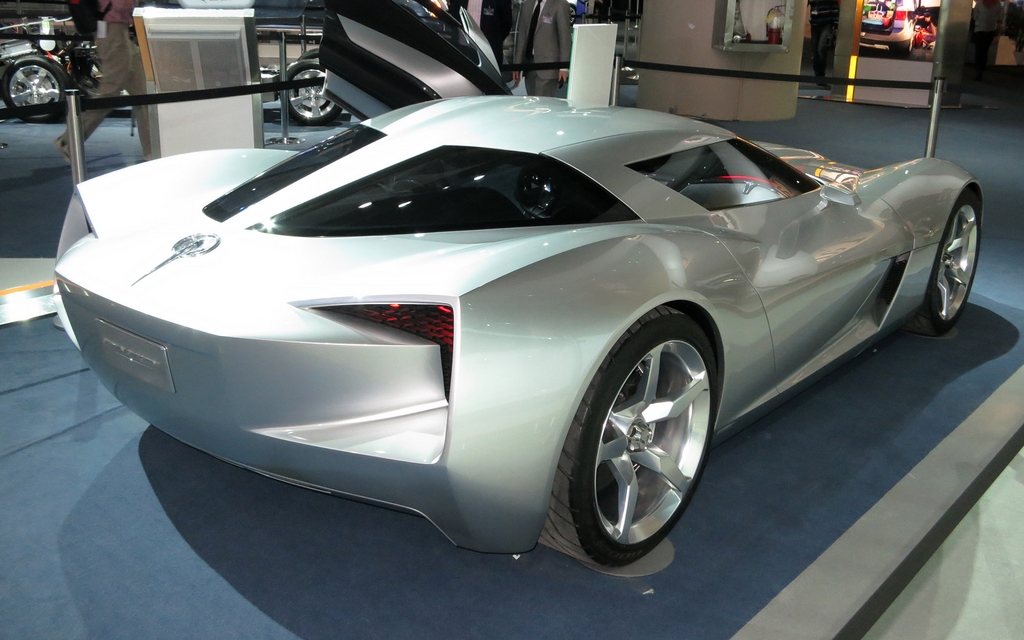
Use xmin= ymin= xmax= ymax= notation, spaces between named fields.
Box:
xmin=542 ymin=307 xmax=718 ymax=567
xmin=2 ymin=55 xmax=68 ymax=123
xmin=286 ymin=59 xmax=343 ymax=126
xmin=905 ymin=189 xmax=981 ymax=336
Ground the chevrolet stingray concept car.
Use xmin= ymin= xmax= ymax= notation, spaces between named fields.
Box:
xmin=52 ymin=95 xmax=981 ymax=567
xmin=51 ymin=0 xmax=981 ymax=568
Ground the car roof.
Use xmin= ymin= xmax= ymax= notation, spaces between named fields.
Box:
xmin=364 ymin=96 xmax=735 ymax=156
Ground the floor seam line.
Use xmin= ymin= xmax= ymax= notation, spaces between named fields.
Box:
xmin=0 ymin=405 xmax=126 ymax=460
xmin=0 ymin=367 xmax=90 ymax=397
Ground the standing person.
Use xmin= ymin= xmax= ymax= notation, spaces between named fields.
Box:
xmin=808 ymin=0 xmax=839 ymax=87
xmin=55 ymin=0 xmax=151 ymax=162
xmin=512 ymin=0 xmax=572 ymax=97
xmin=450 ymin=0 xmax=514 ymax=66
xmin=973 ymin=0 xmax=1004 ymax=80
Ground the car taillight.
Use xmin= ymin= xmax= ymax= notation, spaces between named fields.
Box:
xmin=895 ymin=10 xmax=907 ymax=22
xmin=326 ymin=304 xmax=454 ymax=396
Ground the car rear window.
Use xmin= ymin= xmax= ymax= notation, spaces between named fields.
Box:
xmin=248 ymin=146 xmax=637 ymax=237
xmin=628 ymin=138 xmax=817 ymax=211
xmin=203 ymin=125 xmax=386 ymax=222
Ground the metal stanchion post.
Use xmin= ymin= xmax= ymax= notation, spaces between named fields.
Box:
xmin=65 ymin=89 xmax=87 ymax=185
xmin=301 ymin=15 xmax=307 ymax=55
xmin=266 ymin=31 xmax=302 ymax=146
xmin=622 ymin=18 xmax=630 ymax=58
xmin=610 ymin=54 xmax=622 ymax=106
xmin=924 ymin=76 xmax=944 ymax=158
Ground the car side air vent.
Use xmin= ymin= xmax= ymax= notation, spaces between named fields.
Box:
xmin=879 ymin=253 xmax=910 ymax=307
xmin=326 ymin=304 xmax=454 ymax=397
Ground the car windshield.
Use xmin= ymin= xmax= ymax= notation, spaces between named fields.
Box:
xmin=248 ymin=145 xmax=637 ymax=237
xmin=628 ymin=139 xmax=817 ymax=211
xmin=204 ymin=125 xmax=386 ymax=222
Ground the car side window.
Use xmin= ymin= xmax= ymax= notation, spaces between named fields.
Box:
xmin=628 ymin=139 xmax=817 ymax=211
xmin=250 ymin=145 xmax=637 ymax=237
xmin=204 ymin=125 xmax=387 ymax=222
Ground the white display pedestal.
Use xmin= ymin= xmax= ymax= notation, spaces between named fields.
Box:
xmin=134 ymin=8 xmax=262 ymax=158
xmin=566 ymin=24 xmax=618 ymax=108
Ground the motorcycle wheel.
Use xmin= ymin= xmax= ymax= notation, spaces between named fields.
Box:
xmin=2 ymin=55 xmax=68 ymax=123
xmin=285 ymin=59 xmax=343 ymax=127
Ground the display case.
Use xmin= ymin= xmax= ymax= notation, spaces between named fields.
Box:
xmin=715 ymin=0 xmax=797 ymax=53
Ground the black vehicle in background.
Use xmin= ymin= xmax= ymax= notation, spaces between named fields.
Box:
xmin=0 ymin=20 xmax=100 ymax=122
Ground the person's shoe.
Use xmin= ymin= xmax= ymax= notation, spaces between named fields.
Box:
xmin=53 ymin=137 xmax=71 ymax=164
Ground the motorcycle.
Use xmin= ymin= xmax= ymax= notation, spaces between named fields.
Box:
xmin=0 ymin=19 xmax=101 ymax=123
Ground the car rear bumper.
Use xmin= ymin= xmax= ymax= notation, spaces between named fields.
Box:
xmin=54 ymin=277 xmax=522 ymax=549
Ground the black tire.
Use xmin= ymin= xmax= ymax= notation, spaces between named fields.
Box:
xmin=2 ymin=55 xmax=68 ymax=123
xmin=285 ymin=59 xmax=342 ymax=126
xmin=297 ymin=48 xmax=320 ymax=62
xmin=541 ymin=307 xmax=718 ymax=567
xmin=905 ymin=189 xmax=982 ymax=336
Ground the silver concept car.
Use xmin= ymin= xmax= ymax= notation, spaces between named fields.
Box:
xmin=51 ymin=1 xmax=981 ymax=568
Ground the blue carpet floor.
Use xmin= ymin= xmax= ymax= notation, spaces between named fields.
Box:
xmin=2 ymin=248 xmax=1022 ymax=639
xmin=2 ymin=73 xmax=1024 ymax=638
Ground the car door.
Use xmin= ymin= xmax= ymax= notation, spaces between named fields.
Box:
xmin=629 ymin=138 xmax=913 ymax=391
xmin=319 ymin=0 xmax=510 ymax=119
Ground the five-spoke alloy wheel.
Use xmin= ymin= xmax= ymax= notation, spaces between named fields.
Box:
xmin=543 ymin=307 xmax=717 ymax=567
xmin=906 ymin=189 xmax=982 ymax=336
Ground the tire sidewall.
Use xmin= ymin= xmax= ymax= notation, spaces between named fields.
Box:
xmin=285 ymin=60 xmax=340 ymax=126
xmin=568 ymin=311 xmax=718 ymax=565
xmin=925 ymin=189 xmax=982 ymax=335
xmin=3 ymin=56 xmax=68 ymax=123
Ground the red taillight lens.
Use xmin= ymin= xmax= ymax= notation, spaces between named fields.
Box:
xmin=895 ymin=10 xmax=907 ymax=22
xmin=326 ymin=304 xmax=454 ymax=396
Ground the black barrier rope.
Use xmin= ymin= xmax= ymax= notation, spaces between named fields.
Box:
xmin=502 ymin=58 xmax=943 ymax=92
xmin=622 ymin=59 xmax=937 ymax=91
xmin=0 ymin=76 xmax=321 ymax=122
xmin=0 ymin=58 xmax=946 ymax=123
xmin=3 ymin=31 xmax=323 ymax=44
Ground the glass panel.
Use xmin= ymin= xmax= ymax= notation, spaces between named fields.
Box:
xmin=250 ymin=146 xmax=637 ymax=237
xmin=390 ymin=0 xmax=504 ymax=86
xmin=204 ymin=125 xmax=386 ymax=222
xmin=628 ymin=139 xmax=817 ymax=211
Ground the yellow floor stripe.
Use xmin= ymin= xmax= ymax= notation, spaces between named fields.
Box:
xmin=0 ymin=280 xmax=54 ymax=298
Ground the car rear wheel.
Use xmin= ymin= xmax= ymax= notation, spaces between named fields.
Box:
xmin=2 ymin=55 xmax=68 ymax=123
xmin=905 ymin=189 xmax=981 ymax=336
xmin=542 ymin=307 xmax=717 ymax=567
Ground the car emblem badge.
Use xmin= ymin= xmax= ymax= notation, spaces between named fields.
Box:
xmin=132 ymin=233 xmax=221 ymax=286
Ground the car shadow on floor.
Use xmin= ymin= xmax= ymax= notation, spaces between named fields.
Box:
xmin=54 ymin=302 xmax=1022 ymax=640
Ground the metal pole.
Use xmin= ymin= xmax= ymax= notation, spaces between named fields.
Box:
xmin=65 ymin=89 xmax=86 ymax=185
xmin=266 ymin=31 xmax=302 ymax=145
xmin=924 ymin=77 xmax=944 ymax=158
xmin=301 ymin=14 xmax=307 ymax=55
xmin=622 ymin=18 xmax=629 ymax=58
xmin=610 ymin=54 xmax=622 ymax=106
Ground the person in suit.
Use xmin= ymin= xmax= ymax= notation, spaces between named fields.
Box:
xmin=449 ymin=0 xmax=514 ymax=65
xmin=512 ymin=0 xmax=572 ymax=96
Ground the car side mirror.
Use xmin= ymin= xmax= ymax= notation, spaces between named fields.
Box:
xmin=820 ymin=182 xmax=860 ymax=207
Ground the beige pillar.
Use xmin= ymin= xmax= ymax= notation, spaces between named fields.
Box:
xmin=636 ymin=0 xmax=806 ymax=121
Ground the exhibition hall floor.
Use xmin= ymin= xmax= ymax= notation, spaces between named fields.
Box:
xmin=2 ymin=76 xmax=1024 ymax=639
